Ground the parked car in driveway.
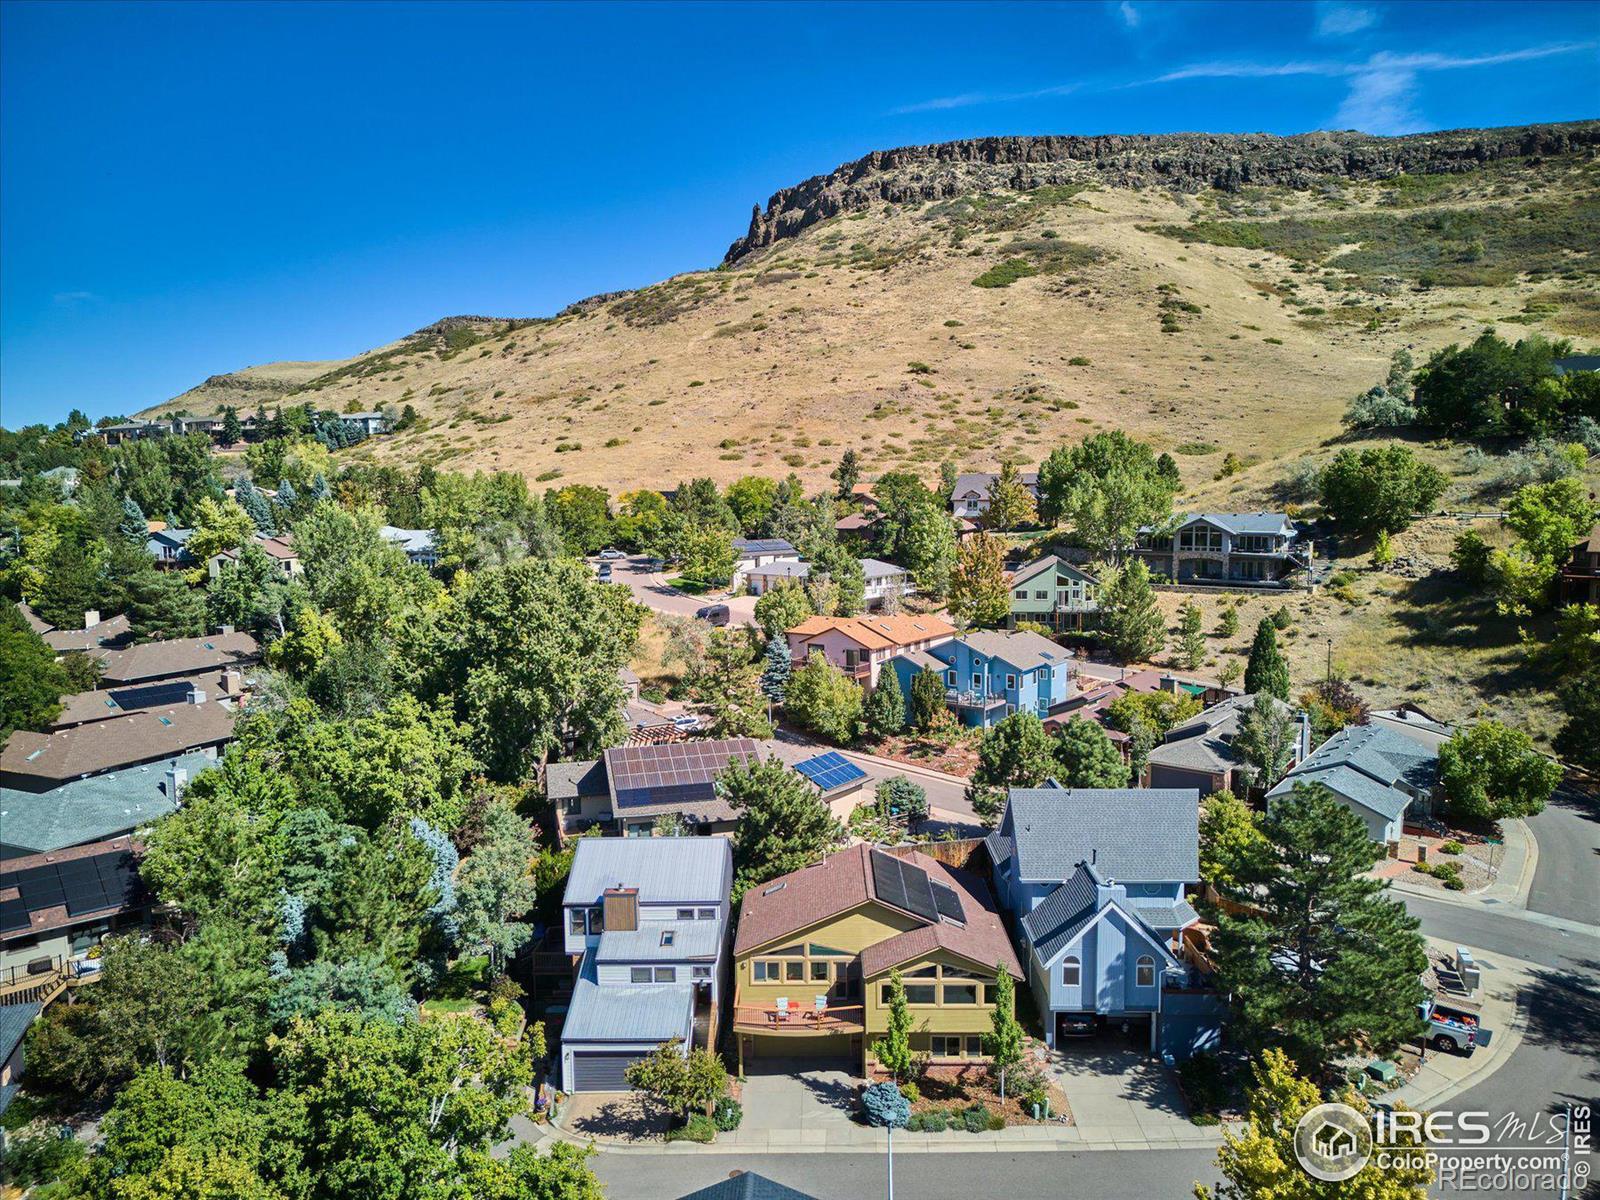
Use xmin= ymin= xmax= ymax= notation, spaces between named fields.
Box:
xmin=695 ymin=604 xmax=730 ymax=626
xmin=598 ymin=548 xmax=625 ymax=560
xmin=596 ymin=562 xmax=612 ymax=580
xmin=1419 ymin=998 xmax=1492 ymax=1055
xmin=673 ymin=714 xmax=701 ymax=731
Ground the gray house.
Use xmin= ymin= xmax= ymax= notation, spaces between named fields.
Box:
xmin=1134 ymin=513 xmax=1309 ymax=586
xmin=1266 ymin=722 xmax=1439 ymax=845
xmin=559 ymin=837 xmax=733 ymax=1092
xmin=1145 ymin=693 xmax=1311 ymax=797
xmin=950 ymin=471 xmax=1039 ymax=521
xmin=987 ymin=786 xmax=1220 ymax=1056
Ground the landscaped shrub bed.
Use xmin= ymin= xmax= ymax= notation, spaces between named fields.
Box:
xmin=886 ymin=1065 xmax=1071 ymax=1128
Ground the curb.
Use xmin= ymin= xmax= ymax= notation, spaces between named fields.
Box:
xmin=1390 ymin=988 xmax=1531 ymax=1112
xmin=1382 ymin=817 xmax=1537 ymax=910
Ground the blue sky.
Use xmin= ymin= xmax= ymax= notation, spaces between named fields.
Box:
xmin=3 ymin=0 xmax=1596 ymax=427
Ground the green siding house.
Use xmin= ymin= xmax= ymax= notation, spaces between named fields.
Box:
xmin=1007 ymin=556 xmax=1099 ymax=631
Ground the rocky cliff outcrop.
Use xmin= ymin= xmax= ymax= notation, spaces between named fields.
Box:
xmin=725 ymin=121 xmax=1600 ymax=263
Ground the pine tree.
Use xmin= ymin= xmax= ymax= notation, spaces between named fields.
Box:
xmin=863 ymin=668 xmax=906 ymax=740
xmin=220 ymin=407 xmax=243 ymax=445
xmin=722 ymin=758 xmax=844 ymax=893
xmin=1099 ymin=559 xmax=1165 ymax=663
xmin=1243 ymin=618 xmax=1291 ymax=700
xmin=1175 ymin=599 xmax=1206 ymax=669
xmin=1051 ymin=717 xmax=1131 ymax=787
xmin=831 ymin=449 xmax=861 ymax=500
xmin=759 ymin=636 xmax=791 ymax=709
xmin=310 ymin=474 xmax=332 ymax=503
xmin=275 ymin=478 xmax=299 ymax=513
xmin=118 ymin=497 xmax=148 ymax=543
xmin=910 ymin=667 xmax=947 ymax=731
xmin=1211 ymin=782 xmax=1428 ymax=1075
xmin=235 ymin=479 xmax=277 ymax=536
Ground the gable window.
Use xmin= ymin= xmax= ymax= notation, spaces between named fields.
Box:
xmin=1061 ymin=956 xmax=1081 ymax=987
xmin=630 ymin=967 xmax=651 ymax=983
xmin=1135 ymin=955 xmax=1155 ymax=988
xmin=1034 ymin=589 xmax=1047 ymax=600
xmin=1004 ymin=673 xmax=1016 ymax=690
xmin=1014 ymin=590 xmax=1026 ymax=600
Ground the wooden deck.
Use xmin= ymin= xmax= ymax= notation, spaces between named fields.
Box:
xmin=731 ymin=1003 xmax=864 ymax=1034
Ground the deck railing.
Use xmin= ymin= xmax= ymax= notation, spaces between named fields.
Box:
xmin=731 ymin=1003 xmax=864 ymax=1032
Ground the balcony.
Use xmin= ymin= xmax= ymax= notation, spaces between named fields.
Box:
xmin=732 ymin=1003 xmax=865 ymax=1034
xmin=845 ymin=662 xmax=873 ymax=681
xmin=1054 ymin=598 xmax=1098 ymax=613
xmin=946 ymin=688 xmax=1006 ymax=711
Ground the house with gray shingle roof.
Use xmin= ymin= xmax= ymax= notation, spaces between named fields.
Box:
xmin=1146 ymin=693 xmax=1310 ymax=797
xmin=558 ymin=837 xmax=733 ymax=1093
xmin=1266 ymin=722 xmax=1440 ymax=844
xmin=988 ymin=784 xmax=1209 ymax=1052
xmin=950 ymin=471 xmax=1039 ymax=522
xmin=885 ymin=629 xmax=1077 ymax=729
xmin=1133 ymin=512 xmax=1310 ymax=587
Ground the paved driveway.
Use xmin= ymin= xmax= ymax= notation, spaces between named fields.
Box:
xmin=736 ymin=1058 xmax=860 ymax=1147
xmin=600 ymin=555 xmax=758 ymax=626
xmin=1047 ymin=1039 xmax=1195 ymax=1146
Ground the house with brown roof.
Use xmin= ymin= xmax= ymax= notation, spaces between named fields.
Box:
xmin=730 ymin=844 xmax=1021 ymax=1077
xmin=15 ymin=603 xmax=133 ymax=657
xmin=97 ymin=631 xmax=259 ymax=686
xmin=0 ymin=836 xmax=150 ymax=985
xmin=784 ymin=613 xmax=955 ymax=689
xmin=206 ymin=533 xmax=303 ymax=580
xmin=549 ymin=738 xmax=764 ymax=839
xmin=1 ymin=693 xmax=238 ymax=793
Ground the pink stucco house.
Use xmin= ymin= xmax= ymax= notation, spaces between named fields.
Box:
xmin=785 ymin=612 xmax=956 ymax=689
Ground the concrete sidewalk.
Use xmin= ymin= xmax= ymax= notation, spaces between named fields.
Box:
xmin=1382 ymin=817 xmax=1537 ymax=910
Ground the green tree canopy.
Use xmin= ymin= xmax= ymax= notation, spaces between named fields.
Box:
xmin=948 ymin=532 xmax=1010 ymax=628
xmin=1051 ymin=717 xmax=1131 ymax=787
xmin=1037 ymin=431 xmax=1178 ymax=556
xmin=1438 ymin=720 xmax=1561 ymax=821
xmin=1098 ymin=558 xmax=1165 ymax=663
xmin=976 ymin=711 xmax=1057 ymax=789
xmin=1243 ymin=618 xmax=1291 ymax=701
xmin=1210 ymin=782 xmax=1428 ymax=1075
xmin=1319 ymin=444 xmax=1447 ymax=536
xmin=722 ymin=757 xmax=845 ymax=893
xmin=783 ymin=651 xmax=864 ymax=744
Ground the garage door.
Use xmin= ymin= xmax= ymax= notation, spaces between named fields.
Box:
xmin=570 ymin=1050 xmax=645 ymax=1092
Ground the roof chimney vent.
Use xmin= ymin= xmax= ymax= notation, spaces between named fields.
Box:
xmin=84 ymin=609 xmax=100 ymax=629
xmin=165 ymin=766 xmax=188 ymax=804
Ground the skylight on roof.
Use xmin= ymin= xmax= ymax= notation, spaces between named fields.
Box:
xmin=762 ymin=882 xmax=787 ymax=896
xmin=660 ymin=930 xmax=674 ymax=946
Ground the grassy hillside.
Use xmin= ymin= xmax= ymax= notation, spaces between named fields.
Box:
xmin=144 ymin=147 xmax=1599 ymax=501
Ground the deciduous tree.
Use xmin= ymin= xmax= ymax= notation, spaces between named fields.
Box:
xmin=982 ymin=459 xmax=1037 ymax=531
xmin=1037 ymin=431 xmax=1178 ymax=556
xmin=454 ymin=798 xmax=540 ymax=974
xmin=782 ymin=651 xmax=863 ymax=744
xmin=1319 ymin=445 xmax=1446 ymax=536
xmin=948 ymin=532 xmax=1010 ymax=628
xmin=1438 ymin=720 xmax=1561 ymax=822
xmin=1233 ymin=694 xmax=1298 ymax=792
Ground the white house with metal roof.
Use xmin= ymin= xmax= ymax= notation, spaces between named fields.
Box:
xmin=559 ymin=837 xmax=734 ymax=1092
xmin=987 ymin=785 xmax=1210 ymax=1052
xmin=1266 ymin=722 xmax=1440 ymax=844
xmin=731 ymin=538 xmax=801 ymax=590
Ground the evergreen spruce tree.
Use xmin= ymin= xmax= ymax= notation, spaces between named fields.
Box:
xmin=758 ymin=636 xmax=791 ymax=711
xmin=909 ymin=667 xmax=947 ymax=731
xmin=1175 ymin=599 xmax=1206 ymax=669
xmin=235 ymin=479 xmax=277 ymax=535
xmin=1243 ymin=618 xmax=1292 ymax=700
xmin=118 ymin=497 xmax=148 ymax=544
xmin=220 ymin=407 xmax=243 ymax=445
xmin=1211 ymin=782 xmax=1427 ymax=1075
xmin=275 ymin=478 xmax=299 ymax=514
xmin=863 ymin=668 xmax=906 ymax=740
xmin=310 ymin=474 xmax=332 ymax=503
xmin=1099 ymin=559 xmax=1165 ymax=663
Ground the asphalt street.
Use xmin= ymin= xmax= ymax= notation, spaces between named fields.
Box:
xmin=1524 ymin=781 xmax=1600 ymax=927
xmin=592 ymin=1148 xmax=1224 ymax=1200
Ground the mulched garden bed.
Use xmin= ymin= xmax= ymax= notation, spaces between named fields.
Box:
xmin=869 ymin=1065 xmax=1072 ymax=1127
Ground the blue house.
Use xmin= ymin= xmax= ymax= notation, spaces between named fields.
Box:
xmin=886 ymin=630 xmax=1075 ymax=729
xmin=987 ymin=785 xmax=1223 ymax=1057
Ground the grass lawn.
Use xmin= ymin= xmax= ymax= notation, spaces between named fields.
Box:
xmin=421 ymin=997 xmax=480 ymax=1016
xmin=666 ymin=576 xmax=721 ymax=595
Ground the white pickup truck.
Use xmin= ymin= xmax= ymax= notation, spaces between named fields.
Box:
xmin=1419 ymin=998 xmax=1493 ymax=1055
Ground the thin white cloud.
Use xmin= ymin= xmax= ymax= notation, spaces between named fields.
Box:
xmin=891 ymin=82 xmax=1081 ymax=116
xmin=52 ymin=290 xmax=100 ymax=306
xmin=1152 ymin=41 xmax=1592 ymax=85
xmin=1118 ymin=1 xmax=1141 ymax=29
xmin=1335 ymin=65 xmax=1420 ymax=133
xmin=1317 ymin=4 xmax=1378 ymax=37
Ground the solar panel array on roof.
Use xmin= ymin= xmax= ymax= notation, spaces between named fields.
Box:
xmin=604 ymin=741 xmax=757 ymax=810
xmin=931 ymin=882 xmax=964 ymax=923
xmin=108 ymin=681 xmax=194 ymax=711
xmin=792 ymin=751 xmax=868 ymax=794
xmin=0 ymin=849 xmax=138 ymax=931
xmin=870 ymin=850 xmax=939 ymax=923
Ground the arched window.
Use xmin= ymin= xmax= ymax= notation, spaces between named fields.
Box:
xmin=1135 ymin=955 xmax=1155 ymax=988
xmin=1060 ymin=956 xmax=1080 ymax=987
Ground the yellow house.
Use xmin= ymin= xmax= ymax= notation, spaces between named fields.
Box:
xmin=731 ymin=843 xmax=1023 ymax=1077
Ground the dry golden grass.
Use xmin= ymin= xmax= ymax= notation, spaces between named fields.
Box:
xmin=147 ymin=170 xmax=1597 ymax=497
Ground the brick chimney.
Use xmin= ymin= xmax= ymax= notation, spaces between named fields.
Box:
xmin=221 ymin=669 xmax=243 ymax=696
xmin=602 ymin=886 xmax=639 ymax=932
